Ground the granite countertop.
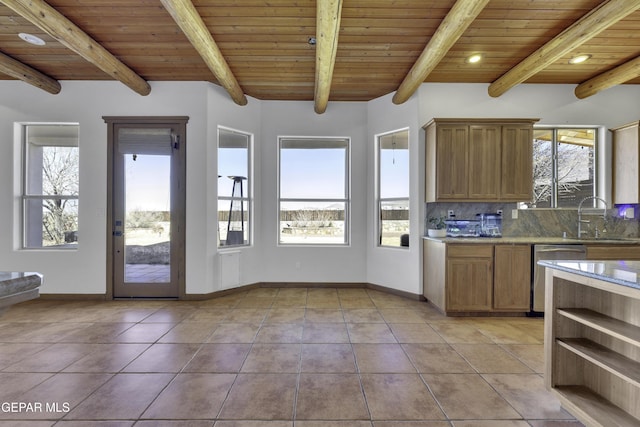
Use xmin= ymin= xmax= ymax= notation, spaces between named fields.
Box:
xmin=538 ymin=260 xmax=640 ymax=290
xmin=0 ymin=272 xmax=42 ymax=295
xmin=423 ymin=236 xmax=640 ymax=245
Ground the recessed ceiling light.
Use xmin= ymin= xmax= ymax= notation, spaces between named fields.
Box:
xmin=466 ymin=53 xmax=483 ymax=64
xmin=18 ymin=32 xmax=45 ymax=46
xmin=569 ymin=54 xmax=591 ymax=64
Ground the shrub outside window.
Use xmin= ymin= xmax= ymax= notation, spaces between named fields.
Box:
xmin=377 ymin=129 xmax=409 ymax=247
xmin=22 ymin=123 xmax=79 ymax=249
xmin=218 ymin=127 xmax=252 ymax=247
xmin=278 ymin=137 xmax=350 ymax=245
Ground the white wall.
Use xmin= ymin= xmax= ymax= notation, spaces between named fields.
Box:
xmin=2 ymin=80 xmax=639 ymax=297
xmin=205 ymin=85 xmax=263 ymax=293
xmin=366 ymin=92 xmax=422 ymax=294
xmin=0 ymin=83 xmax=371 ymax=294
xmin=418 ymin=83 xmax=640 ymax=127
xmin=259 ymin=101 xmax=369 ymax=283
xmin=0 ymin=81 xmax=211 ymax=294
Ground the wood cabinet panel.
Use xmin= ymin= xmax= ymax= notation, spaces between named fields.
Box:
xmin=545 ymin=267 xmax=640 ymax=426
xmin=423 ymin=241 xmax=533 ymax=315
xmin=469 ymin=125 xmax=501 ymax=199
xmin=447 ymin=244 xmax=494 ymax=258
xmin=435 ymin=125 xmax=468 ymax=199
xmin=423 ymin=239 xmax=446 ymax=310
xmin=494 ymin=244 xmax=531 ymax=311
xmin=446 ymin=243 xmax=493 ymax=312
xmin=424 ymin=118 xmax=537 ymax=202
xmin=501 ymin=125 xmax=534 ymax=200
xmin=612 ymin=121 xmax=640 ymax=205
xmin=586 ymin=245 xmax=640 ymax=260
xmin=446 ymin=257 xmax=493 ymax=311
xmin=425 ymin=123 xmax=437 ymax=202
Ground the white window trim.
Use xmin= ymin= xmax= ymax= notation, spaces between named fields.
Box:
xmin=277 ymin=135 xmax=351 ymax=246
xmin=524 ymin=124 xmax=601 ymax=209
xmin=20 ymin=122 xmax=80 ymax=250
xmin=217 ymin=125 xmax=254 ymax=250
xmin=375 ymin=127 xmax=410 ymax=249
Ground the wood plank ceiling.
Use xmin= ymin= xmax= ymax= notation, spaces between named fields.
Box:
xmin=1 ymin=0 xmax=640 ymax=112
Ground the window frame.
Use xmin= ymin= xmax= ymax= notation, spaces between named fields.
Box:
xmin=21 ymin=122 xmax=80 ymax=250
xmin=526 ymin=125 xmax=599 ymax=209
xmin=217 ymin=126 xmax=253 ymax=249
xmin=376 ymin=128 xmax=410 ymax=249
xmin=277 ymin=136 xmax=351 ymax=246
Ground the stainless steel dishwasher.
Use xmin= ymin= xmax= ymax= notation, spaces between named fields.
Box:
xmin=532 ymin=244 xmax=587 ymax=313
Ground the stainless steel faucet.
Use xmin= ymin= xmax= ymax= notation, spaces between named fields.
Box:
xmin=577 ymin=196 xmax=608 ymax=238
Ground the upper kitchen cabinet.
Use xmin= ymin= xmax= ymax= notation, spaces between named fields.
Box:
xmin=424 ymin=118 xmax=539 ymax=202
xmin=501 ymin=125 xmax=534 ymax=200
xmin=429 ymin=123 xmax=469 ymax=199
xmin=612 ymin=121 xmax=640 ymax=204
xmin=469 ymin=125 xmax=501 ymax=200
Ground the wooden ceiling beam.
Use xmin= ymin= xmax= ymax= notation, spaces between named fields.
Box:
xmin=314 ymin=0 xmax=343 ymax=114
xmin=488 ymin=0 xmax=640 ymax=98
xmin=392 ymin=0 xmax=489 ymax=105
xmin=575 ymin=55 xmax=640 ymax=99
xmin=0 ymin=50 xmax=61 ymax=94
xmin=160 ymin=0 xmax=247 ymax=106
xmin=0 ymin=0 xmax=151 ymax=96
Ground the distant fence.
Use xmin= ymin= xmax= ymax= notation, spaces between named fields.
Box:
xmin=279 ymin=210 xmax=345 ymax=221
xmin=380 ymin=210 xmax=409 ymax=220
xmin=218 ymin=210 xmax=347 ymax=222
xmin=134 ymin=209 xmax=408 ymax=223
xmin=218 ymin=211 xmax=249 ymax=222
xmin=217 ymin=209 xmax=409 ymax=221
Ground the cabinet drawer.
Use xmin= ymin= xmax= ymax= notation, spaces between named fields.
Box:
xmin=447 ymin=244 xmax=493 ymax=258
xmin=586 ymin=245 xmax=640 ymax=260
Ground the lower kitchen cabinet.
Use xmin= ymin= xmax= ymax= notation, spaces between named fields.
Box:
xmin=494 ymin=244 xmax=531 ymax=310
xmin=446 ymin=244 xmax=493 ymax=311
xmin=424 ymin=240 xmax=532 ymax=315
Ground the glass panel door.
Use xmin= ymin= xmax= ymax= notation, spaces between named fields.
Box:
xmin=112 ymin=123 xmax=183 ymax=298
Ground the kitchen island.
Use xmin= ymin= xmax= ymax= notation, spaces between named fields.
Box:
xmin=0 ymin=271 xmax=41 ymax=315
xmin=541 ymin=260 xmax=640 ymax=427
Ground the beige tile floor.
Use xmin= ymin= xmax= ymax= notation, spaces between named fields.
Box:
xmin=0 ymin=287 xmax=585 ymax=427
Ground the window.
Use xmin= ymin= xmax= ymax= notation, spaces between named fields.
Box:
xmin=218 ymin=127 xmax=252 ymax=247
xmin=377 ymin=129 xmax=409 ymax=247
xmin=525 ymin=127 xmax=596 ymax=208
xmin=278 ymin=137 xmax=349 ymax=245
xmin=22 ymin=123 xmax=79 ymax=248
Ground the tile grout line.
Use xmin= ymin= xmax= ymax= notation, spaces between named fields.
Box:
xmin=0 ymin=289 xmax=569 ymax=425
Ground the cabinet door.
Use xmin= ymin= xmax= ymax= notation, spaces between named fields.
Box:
xmin=468 ymin=125 xmax=501 ymax=199
xmin=501 ymin=125 xmax=533 ymax=201
xmin=446 ymin=257 xmax=493 ymax=311
xmin=436 ymin=125 xmax=468 ymax=199
xmin=493 ymin=245 xmax=531 ymax=311
xmin=612 ymin=123 xmax=640 ymax=204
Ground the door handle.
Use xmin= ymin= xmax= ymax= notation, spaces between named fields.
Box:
xmin=113 ymin=231 xmax=123 ymax=237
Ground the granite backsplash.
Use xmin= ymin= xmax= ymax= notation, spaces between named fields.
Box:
xmin=426 ymin=202 xmax=639 ymax=239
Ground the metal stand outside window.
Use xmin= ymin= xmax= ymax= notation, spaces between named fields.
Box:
xmin=226 ymin=176 xmax=246 ymax=245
